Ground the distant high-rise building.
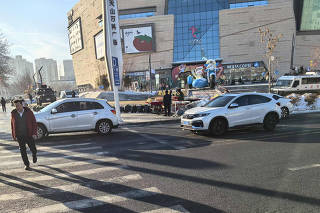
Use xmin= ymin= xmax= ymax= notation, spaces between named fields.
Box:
xmin=34 ymin=58 xmax=58 ymax=86
xmin=10 ymin=55 xmax=34 ymax=79
xmin=59 ymin=60 xmax=75 ymax=81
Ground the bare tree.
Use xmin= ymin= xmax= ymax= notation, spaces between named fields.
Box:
xmin=0 ymin=33 xmax=13 ymax=85
xmin=258 ymin=27 xmax=283 ymax=93
xmin=9 ymin=73 xmax=33 ymax=95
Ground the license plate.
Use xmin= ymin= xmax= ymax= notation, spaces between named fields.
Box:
xmin=183 ymin=121 xmax=190 ymax=126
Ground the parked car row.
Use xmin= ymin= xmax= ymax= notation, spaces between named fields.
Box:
xmin=31 ymin=92 xmax=293 ymax=140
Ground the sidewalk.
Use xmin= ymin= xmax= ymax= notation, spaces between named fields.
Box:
xmin=120 ymin=113 xmax=180 ymax=126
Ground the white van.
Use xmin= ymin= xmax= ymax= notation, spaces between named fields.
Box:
xmin=272 ymin=75 xmax=320 ymax=95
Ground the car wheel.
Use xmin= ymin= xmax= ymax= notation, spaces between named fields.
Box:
xmin=263 ymin=112 xmax=279 ymax=131
xmin=281 ymin=107 xmax=289 ymax=119
xmin=210 ymin=118 xmax=227 ymax=136
xmin=36 ymin=124 xmax=47 ymax=140
xmin=97 ymin=120 xmax=112 ymax=135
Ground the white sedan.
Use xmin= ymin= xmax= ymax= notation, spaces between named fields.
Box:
xmin=181 ymin=93 xmax=282 ymax=136
xmin=35 ymin=98 xmax=119 ymax=139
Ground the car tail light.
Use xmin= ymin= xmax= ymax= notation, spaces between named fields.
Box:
xmin=111 ymin=109 xmax=116 ymax=115
xmin=276 ymin=102 xmax=281 ymax=106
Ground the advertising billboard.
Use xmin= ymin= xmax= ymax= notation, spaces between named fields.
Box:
xmin=68 ymin=18 xmax=83 ymax=55
xmin=94 ymin=30 xmax=104 ymax=59
xmin=122 ymin=25 xmax=154 ymax=54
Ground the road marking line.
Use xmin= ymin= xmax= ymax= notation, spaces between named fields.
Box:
xmin=142 ymin=205 xmax=190 ymax=213
xmin=288 ymin=164 xmax=320 ymax=171
xmin=22 ymin=187 xmax=161 ymax=213
xmin=123 ymin=127 xmax=179 ymax=149
xmin=0 ymin=156 xmax=119 ymax=174
xmin=0 ymin=174 xmax=142 ymax=201
xmin=174 ymin=146 xmax=186 ymax=150
xmin=0 ymin=142 xmax=94 ymax=154
xmin=0 ymin=151 xmax=110 ymax=167
xmin=0 ymin=165 xmax=127 ymax=187
xmin=0 ymin=146 xmax=102 ymax=159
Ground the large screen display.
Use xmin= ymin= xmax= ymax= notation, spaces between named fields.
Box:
xmin=300 ymin=0 xmax=320 ymax=31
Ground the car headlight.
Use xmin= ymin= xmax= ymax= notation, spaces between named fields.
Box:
xmin=193 ymin=113 xmax=210 ymax=118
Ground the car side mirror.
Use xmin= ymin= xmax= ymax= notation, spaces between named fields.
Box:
xmin=229 ymin=103 xmax=239 ymax=109
xmin=51 ymin=108 xmax=57 ymax=114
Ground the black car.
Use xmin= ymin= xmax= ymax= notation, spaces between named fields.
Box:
xmin=35 ymin=87 xmax=56 ymax=105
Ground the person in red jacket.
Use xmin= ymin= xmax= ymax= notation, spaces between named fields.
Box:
xmin=11 ymin=99 xmax=38 ymax=170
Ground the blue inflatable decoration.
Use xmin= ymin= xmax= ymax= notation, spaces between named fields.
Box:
xmin=187 ymin=75 xmax=193 ymax=85
xmin=192 ymin=78 xmax=208 ymax=88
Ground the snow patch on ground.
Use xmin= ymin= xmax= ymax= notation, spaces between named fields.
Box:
xmin=287 ymin=93 xmax=320 ymax=113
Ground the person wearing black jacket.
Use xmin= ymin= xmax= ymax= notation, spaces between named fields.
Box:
xmin=1 ymin=97 xmax=6 ymax=112
xmin=163 ymin=90 xmax=172 ymax=116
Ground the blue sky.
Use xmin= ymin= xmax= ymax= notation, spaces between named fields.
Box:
xmin=0 ymin=0 xmax=79 ymax=64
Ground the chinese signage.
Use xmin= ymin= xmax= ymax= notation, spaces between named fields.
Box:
xmin=68 ymin=18 xmax=83 ymax=55
xmin=123 ymin=25 xmax=154 ymax=54
xmin=104 ymin=0 xmax=123 ymax=87
xmin=94 ymin=31 xmax=104 ymax=59
xmin=112 ymin=57 xmax=120 ymax=86
xmin=300 ymin=0 xmax=320 ymax=31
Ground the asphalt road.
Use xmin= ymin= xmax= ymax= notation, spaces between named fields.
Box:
xmin=0 ymin=111 xmax=320 ymax=212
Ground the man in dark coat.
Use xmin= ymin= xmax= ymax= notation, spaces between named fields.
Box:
xmin=11 ymin=99 xmax=38 ymax=170
xmin=1 ymin=97 xmax=6 ymax=112
xmin=163 ymin=90 xmax=171 ymax=116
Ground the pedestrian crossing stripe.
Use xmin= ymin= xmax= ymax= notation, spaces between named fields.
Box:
xmin=0 ymin=165 xmax=127 ymax=187
xmin=21 ymin=187 xmax=162 ymax=213
xmin=0 ymin=145 xmax=102 ymax=159
xmin=0 ymin=174 xmax=142 ymax=201
xmin=142 ymin=205 xmax=190 ymax=213
xmin=0 ymin=156 xmax=119 ymax=174
xmin=0 ymin=151 xmax=110 ymax=167
xmin=0 ymin=142 xmax=94 ymax=154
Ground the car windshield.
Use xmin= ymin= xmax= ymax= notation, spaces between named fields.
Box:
xmin=203 ymin=96 xmax=236 ymax=107
xmin=66 ymin=92 xmax=73 ymax=95
xmin=275 ymin=80 xmax=292 ymax=87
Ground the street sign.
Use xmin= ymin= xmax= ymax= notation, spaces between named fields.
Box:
xmin=112 ymin=57 xmax=120 ymax=86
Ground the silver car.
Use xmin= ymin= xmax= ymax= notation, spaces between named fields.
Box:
xmin=35 ymin=98 xmax=119 ymax=139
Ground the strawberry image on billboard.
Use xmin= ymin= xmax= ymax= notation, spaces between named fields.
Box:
xmin=123 ymin=25 xmax=153 ymax=53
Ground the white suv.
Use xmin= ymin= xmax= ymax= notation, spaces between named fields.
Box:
xmin=181 ymin=93 xmax=281 ymax=135
xmin=35 ymin=98 xmax=119 ymax=139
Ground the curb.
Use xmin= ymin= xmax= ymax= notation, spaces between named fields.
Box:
xmin=120 ymin=118 xmax=180 ymax=127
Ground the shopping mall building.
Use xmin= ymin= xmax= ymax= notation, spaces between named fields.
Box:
xmin=68 ymin=0 xmax=320 ymax=90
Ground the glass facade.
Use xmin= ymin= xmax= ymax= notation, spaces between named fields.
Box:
xmin=300 ymin=0 xmax=320 ymax=31
xmin=229 ymin=0 xmax=268 ymax=9
xmin=119 ymin=12 xmax=155 ymax=20
xmin=168 ymin=0 xmax=228 ymax=63
xmin=168 ymin=0 xmax=268 ymax=63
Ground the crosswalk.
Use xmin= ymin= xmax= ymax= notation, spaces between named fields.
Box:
xmin=0 ymin=138 xmax=190 ymax=213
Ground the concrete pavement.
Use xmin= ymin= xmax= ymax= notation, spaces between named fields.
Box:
xmin=1 ymin=108 xmax=320 ymax=212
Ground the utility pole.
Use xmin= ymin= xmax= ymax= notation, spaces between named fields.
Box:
xmin=258 ymin=27 xmax=282 ymax=93
xmin=149 ymin=54 xmax=152 ymax=92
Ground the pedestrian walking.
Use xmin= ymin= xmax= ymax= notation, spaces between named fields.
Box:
xmin=163 ymin=90 xmax=171 ymax=116
xmin=72 ymin=90 xmax=76 ymax=98
xmin=1 ymin=97 xmax=6 ymax=112
xmin=11 ymin=99 xmax=38 ymax=171
xmin=28 ymin=93 xmax=33 ymax=104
